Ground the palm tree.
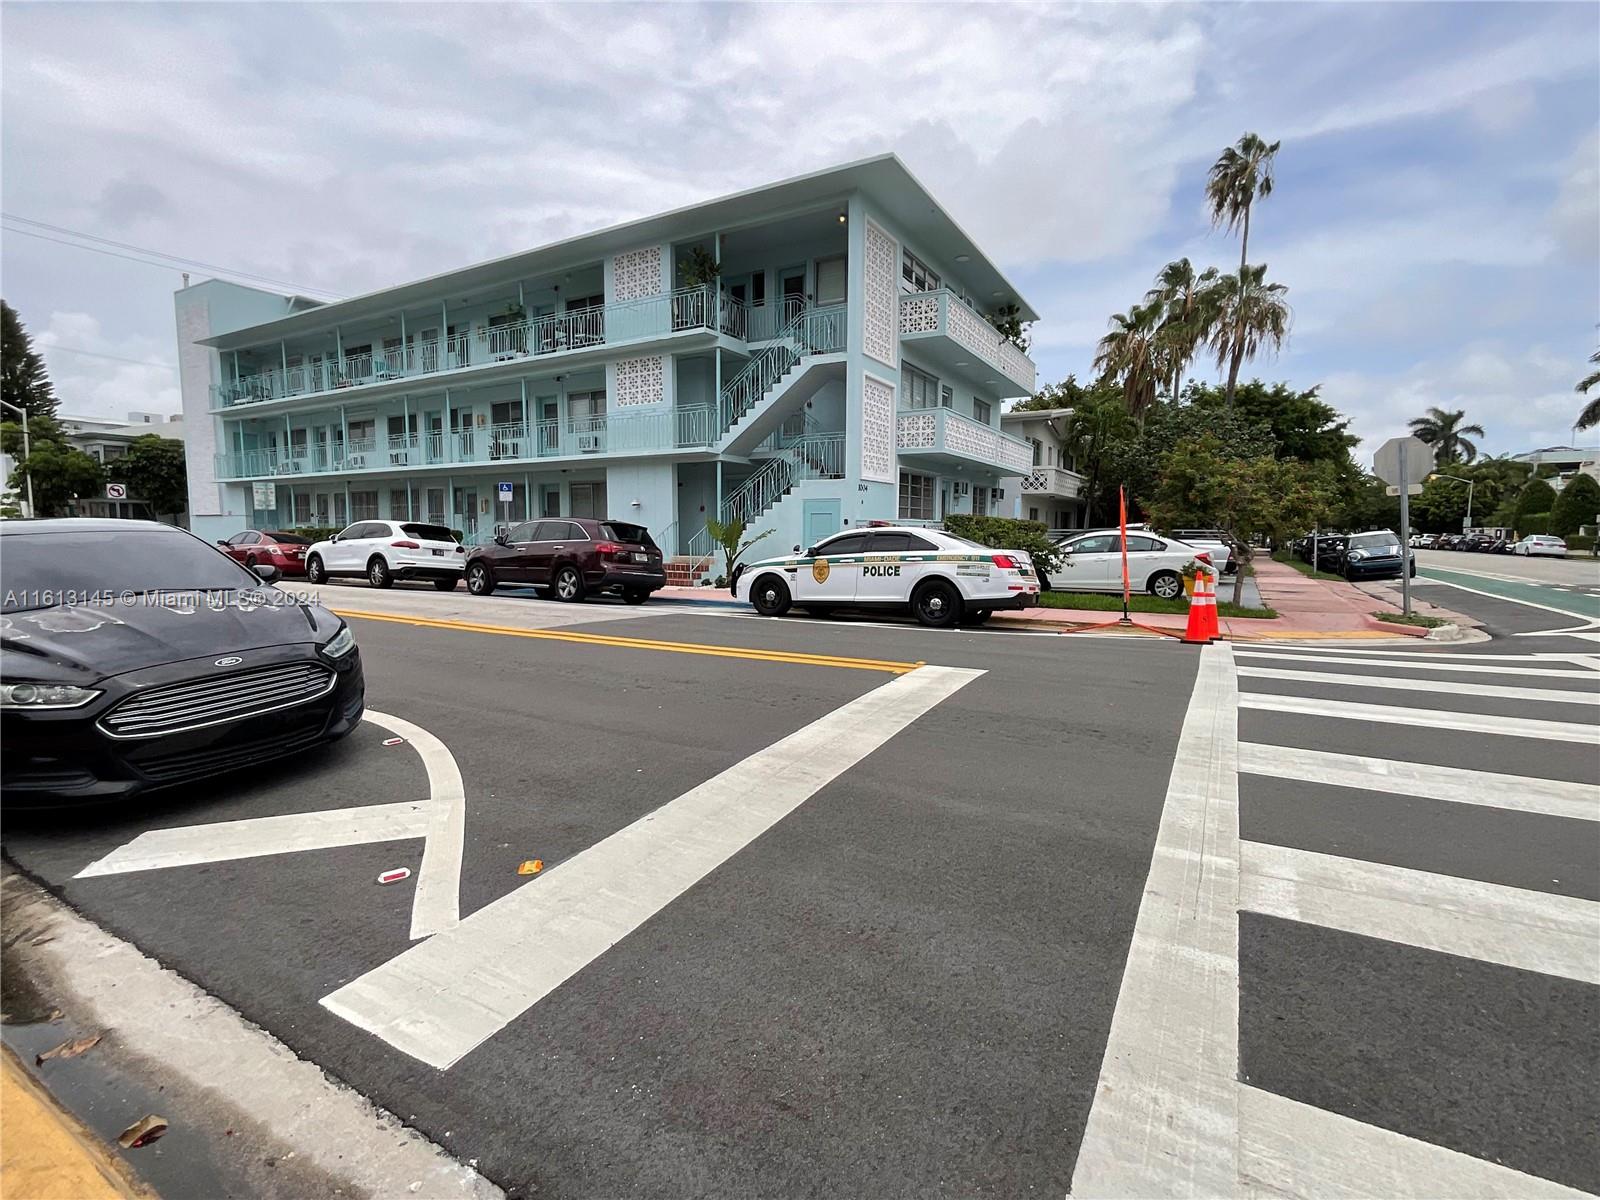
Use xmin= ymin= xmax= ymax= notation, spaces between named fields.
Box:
xmin=1576 ymin=348 xmax=1600 ymax=431
xmin=1408 ymin=407 xmax=1486 ymax=466
xmin=1144 ymin=259 xmax=1221 ymax=403
xmin=1205 ymin=133 xmax=1281 ymax=403
xmin=1094 ymin=301 xmax=1166 ymax=418
xmin=1208 ymin=264 xmax=1291 ymax=391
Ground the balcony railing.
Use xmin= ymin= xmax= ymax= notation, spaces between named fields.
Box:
xmin=212 ymin=286 xmax=740 ymax=409
xmin=1020 ymin=465 xmax=1085 ymax=497
xmin=216 ymin=405 xmax=719 ymax=480
xmin=899 ymin=289 xmax=1037 ymax=395
xmin=896 ymin=406 xmax=1033 ymax=473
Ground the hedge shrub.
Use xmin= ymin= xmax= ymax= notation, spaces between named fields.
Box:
xmin=1515 ymin=512 xmax=1551 ymax=537
xmin=1549 ymin=473 xmax=1600 ymax=537
xmin=288 ymin=526 xmax=340 ymax=544
xmin=942 ymin=514 xmax=1063 ymax=572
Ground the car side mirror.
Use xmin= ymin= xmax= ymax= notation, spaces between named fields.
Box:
xmin=804 ymin=546 xmax=820 ymax=558
xmin=792 ymin=544 xmax=801 ymax=554
xmin=252 ymin=562 xmax=282 ymax=583
xmin=494 ymin=529 xmax=511 ymax=546
xmin=329 ymin=534 xmax=340 ymax=543
xmin=216 ymin=539 xmax=230 ymax=547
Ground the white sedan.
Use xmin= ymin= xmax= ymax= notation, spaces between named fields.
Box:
xmin=731 ymin=526 xmax=1040 ymax=628
xmin=1512 ymin=534 xmax=1567 ymax=558
xmin=305 ymin=519 xmax=466 ymax=589
xmin=1050 ymin=530 xmax=1210 ymax=600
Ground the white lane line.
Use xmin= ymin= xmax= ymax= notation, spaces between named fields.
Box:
xmin=1070 ymin=643 xmax=1239 ymax=1198
xmin=75 ymin=710 xmax=466 ymax=942
xmin=1235 ymin=650 xmax=1600 ymax=679
xmin=363 ymin=709 xmax=466 ymax=940
xmin=1240 ymin=841 xmax=1600 ymax=985
xmin=74 ymin=801 xmax=434 ymax=877
xmin=1239 ymin=1086 xmax=1594 ymax=1200
xmin=1416 ymin=574 xmax=1600 ymax=623
xmin=1240 ymin=644 xmax=1586 ymax=663
xmin=1237 ymin=743 xmax=1600 ymax=823
xmin=321 ymin=664 xmax=985 ymax=1070
xmin=1237 ymin=665 xmax=1600 ymax=706
xmin=1239 ymin=694 xmax=1600 ymax=743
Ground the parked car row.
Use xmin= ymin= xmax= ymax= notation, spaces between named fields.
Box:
xmin=1290 ymin=530 xmax=1415 ymax=581
xmin=1409 ymin=532 xmax=1568 ymax=557
xmin=219 ymin=518 xmax=668 ymax=605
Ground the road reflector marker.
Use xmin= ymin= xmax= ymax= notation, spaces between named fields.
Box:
xmin=516 ymin=859 xmax=543 ymax=876
xmin=382 ymin=737 xmax=406 ymax=746
xmin=377 ymin=868 xmax=412 ymax=885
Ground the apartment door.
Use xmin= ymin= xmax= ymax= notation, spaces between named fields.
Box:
xmin=570 ymin=481 xmax=607 ymax=519
xmin=541 ymin=484 xmax=562 ymax=518
xmin=801 ymin=499 xmax=840 ymax=549
xmin=454 ymin=487 xmax=479 ymax=540
xmin=780 ymin=267 xmax=806 ymax=322
xmin=425 ymin=487 xmax=447 ymax=525
xmin=538 ymin=398 xmax=560 ymax=455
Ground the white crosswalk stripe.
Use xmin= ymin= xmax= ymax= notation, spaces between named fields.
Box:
xmin=1237 ymin=665 xmax=1600 ymax=705
xmin=1239 ymin=693 xmax=1600 ymax=742
xmin=1235 ymin=649 xmax=1600 ymax=679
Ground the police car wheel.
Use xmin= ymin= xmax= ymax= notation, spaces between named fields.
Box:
xmin=750 ymin=574 xmax=791 ymax=617
xmin=1149 ymin=571 xmax=1182 ymax=600
xmin=912 ymin=580 xmax=962 ymax=628
xmin=959 ymin=609 xmax=992 ymax=626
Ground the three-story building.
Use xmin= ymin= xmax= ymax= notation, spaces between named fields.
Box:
xmin=176 ymin=155 xmax=1038 ymax=570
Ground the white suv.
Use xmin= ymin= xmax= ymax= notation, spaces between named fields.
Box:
xmin=305 ymin=520 xmax=466 ymax=589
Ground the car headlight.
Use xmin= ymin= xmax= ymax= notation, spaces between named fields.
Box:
xmin=0 ymin=682 xmax=102 ymax=710
xmin=322 ymin=624 xmax=357 ymax=659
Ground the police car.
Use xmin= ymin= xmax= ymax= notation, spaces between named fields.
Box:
xmin=730 ymin=526 xmax=1040 ymax=628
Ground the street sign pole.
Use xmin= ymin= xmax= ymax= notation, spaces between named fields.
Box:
xmin=1398 ymin=441 xmax=1412 ymax=617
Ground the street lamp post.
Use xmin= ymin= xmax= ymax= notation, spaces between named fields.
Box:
xmin=0 ymin=399 xmax=35 ymax=518
xmin=1431 ymin=472 xmax=1474 ymax=532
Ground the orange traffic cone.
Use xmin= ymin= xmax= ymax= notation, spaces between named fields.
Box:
xmin=1203 ymin=569 xmax=1222 ymax=641
xmin=1182 ymin=570 xmax=1214 ymax=645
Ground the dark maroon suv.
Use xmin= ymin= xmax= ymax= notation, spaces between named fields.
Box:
xmin=464 ymin=518 xmax=665 ymax=604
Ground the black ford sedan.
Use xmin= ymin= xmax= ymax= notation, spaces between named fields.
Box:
xmin=1 ymin=519 xmax=364 ymax=803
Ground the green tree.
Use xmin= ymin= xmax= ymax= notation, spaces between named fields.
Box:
xmin=1407 ymin=406 xmax=1485 ymax=466
xmin=1145 ymin=259 xmax=1221 ymax=403
xmin=1512 ymin=477 xmax=1557 ymax=531
xmin=1094 ymin=301 xmax=1166 ymax=417
xmin=1146 ymin=433 xmax=1334 ymax=604
xmin=1057 ymin=383 xmax=1137 ymax=525
xmin=1 ymin=301 xmax=58 ymax=421
xmin=1113 ymin=401 xmax=1276 ymax=516
xmin=986 ymin=303 xmax=1032 ymax=353
xmin=109 ymin=434 xmax=188 ymax=520
xmin=5 ymin=438 xmax=104 ymax=517
xmin=1207 ymin=264 xmax=1291 ymax=396
xmin=1577 ymin=348 xmax=1600 ymax=431
xmin=1010 ymin=374 xmax=1098 ymax=413
xmin=705 ymin=515 xmax=774 ymax=582
xmin=1204 ymin=133 xmax=1281 ymax=403
xmin=1549 ymin=473 xmax=1600 ymax=537
xmin=1187 ymin=379 xmax=1356 ymax=464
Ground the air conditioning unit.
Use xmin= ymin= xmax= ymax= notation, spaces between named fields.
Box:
xmin=578 ymin=434 xmax=602 ymax=453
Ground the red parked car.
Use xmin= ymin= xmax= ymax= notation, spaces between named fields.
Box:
xmin=217 ymin=530 xmax=313 ymax=577
xmin=463 ymin=518 xmax=665 ymax=603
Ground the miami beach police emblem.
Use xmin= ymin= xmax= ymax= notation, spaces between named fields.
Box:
xmin=812 ymin=558 xmax=830 ymax=584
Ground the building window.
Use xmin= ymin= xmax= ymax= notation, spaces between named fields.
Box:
xmin=350 ymin=491 xmax=379 ymax=521
xmin=1030 ymin=437 xmax=1042 ymax=467
xmin=902 ymin=249 xmax=941 ymax=293
xmin=347 ymin=418 xmax=376 ymax=448
xmin=390 ymin=489 xmax=411 ymax=519
xmin=898 ymin=470 xmax=935 ymax=521
xmin=1029 ymin=507 xmax=1039 ymax=522
xmin=293 ymin=493 xmax=312 ymax=524
xmin=974 ymin=398 xmax=992 ymax=424
xmin=972 ymin=485 xmax=989 ymax=516
xmin=901 ymin=364 xmax=941 ymax=409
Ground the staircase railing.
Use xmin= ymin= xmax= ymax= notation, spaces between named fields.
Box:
xmin=722 ymin=455 xmax=795 ymax=527
xmin=717 ymin=303 xmax=847 ymax=434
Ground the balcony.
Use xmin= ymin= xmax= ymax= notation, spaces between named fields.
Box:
xmin=216 ymin=405 xmax=719 ymax=480
xmin=211 ymin=287 xmax=741 ymax=410
xmin=896 ymin=407 xmax=1033 ymax=475
xmin=1020 ymin=465 xmax=1084 ymax=498
xmin=899 ymin=290 xmax=1037 ymax=397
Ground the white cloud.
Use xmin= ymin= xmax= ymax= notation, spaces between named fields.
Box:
xmin=33 ymin=312 xmax=181 ymax=422
xmin=1550 ymin=129 xmax=1600 ymax=262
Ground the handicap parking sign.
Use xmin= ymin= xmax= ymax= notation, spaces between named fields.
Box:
xmin=497 ymin=481 xmax=513 ymax=503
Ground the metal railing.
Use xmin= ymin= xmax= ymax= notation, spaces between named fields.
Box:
xmin=215 ymin=404 xmax=719 ymax=479
xmin=722 ymin=456 xmax=794 ymax=527
xmin=717 ymin=303 xmax=847 ymax=434
xmin=213 ymin=286 xmax=730 ymax=408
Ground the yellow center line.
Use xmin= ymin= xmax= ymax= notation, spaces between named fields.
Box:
xmin=332 ymin=609 xmax=924 ymax=674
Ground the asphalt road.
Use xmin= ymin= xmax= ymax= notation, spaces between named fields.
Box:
xmin=3 ymin=578 xmax=1597 ymax=1199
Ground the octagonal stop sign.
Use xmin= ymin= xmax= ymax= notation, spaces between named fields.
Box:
xmin=1372 ymin=436 xmax=1433 ymax=489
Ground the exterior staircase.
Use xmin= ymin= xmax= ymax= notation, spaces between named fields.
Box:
xmin=717 ymin=304 xmax=846 ymax=457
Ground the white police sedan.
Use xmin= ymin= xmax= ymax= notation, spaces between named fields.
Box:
xmin=731 ymin=526 xmax=1040 ymax=628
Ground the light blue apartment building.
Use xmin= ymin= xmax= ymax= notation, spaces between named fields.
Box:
xmin=177 ymin=155 xmax=1038 ymax=571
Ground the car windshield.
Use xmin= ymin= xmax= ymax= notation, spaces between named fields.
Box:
xmin=1 ymin=530 xmax=256 ymax=613
xmin=600 ymin=522 xmax=656 ymax=548
xmin=1347 ymin=532 xmax=1397 ymax=550
xmin=399 ymin=523 xmax=457 ymax=543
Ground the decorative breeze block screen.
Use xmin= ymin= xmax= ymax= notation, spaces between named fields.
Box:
xmin=612 ymin=246 xmax=664 ymax=303
xmin=860 ymin=374 xmax=896 ymax=483
xmin=614 ymin=356 xmax=664 ymax=407
xmin=863 ymin=220 xmax=898 ymax=368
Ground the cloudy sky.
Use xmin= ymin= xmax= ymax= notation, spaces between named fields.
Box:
xmin=3 ymin=1 xmax=1596 ymax=460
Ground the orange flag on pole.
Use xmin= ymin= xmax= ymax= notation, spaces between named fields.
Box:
xmin=1118 ymin=485 xmax=1132 ymax=624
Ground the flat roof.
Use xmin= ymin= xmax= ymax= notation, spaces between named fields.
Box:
xmin=197 ymin=154 xmax=1037 ymax=349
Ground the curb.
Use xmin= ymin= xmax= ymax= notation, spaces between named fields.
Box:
xmin=1 ymin=1045 xmax=153 ymax=1200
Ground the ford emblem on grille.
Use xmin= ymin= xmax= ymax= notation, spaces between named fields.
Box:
xmin=214 ymin=656 xmax=243 ymax=667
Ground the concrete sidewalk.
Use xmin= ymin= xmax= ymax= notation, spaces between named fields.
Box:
xmin=1248 ymin=558 xmax=1434 ymax=638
